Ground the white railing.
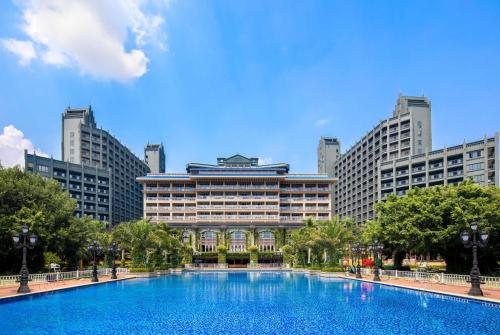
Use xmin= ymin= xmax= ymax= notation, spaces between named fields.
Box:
xmin=0 ymin=268 xmax=129 ymax=286
xmin=361 ymin=268 xmax=500 ymax=288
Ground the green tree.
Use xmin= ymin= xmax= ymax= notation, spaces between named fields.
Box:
xmin=372 ymin=180 xmax=500 ymax=273
xmin=0 ymin=167 xmax=77 ymax=273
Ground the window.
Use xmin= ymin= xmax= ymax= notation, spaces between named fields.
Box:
xmin=38 ymin=165 xmax=49 ymax=172
xmin=229 ymin=231 xmax=246 ymax=252
xmin=70 ymin=132 xmax=75 ymax=138
xmin=468 ymin=163 xmax=483 ymax=171
xmin=259 ymin=231 xmax=275 ymax=252
xmin=472 ymin=175 xmax=484 ymax=183
xmin=468 ymin=150 xmax=483 ymax=159
xmin=418 ymin=140 xmax=422 ymax=145
xmin=70 ymin=149 xmax=74 ymax=154
xmin=200 ymin=231 xmax=217 ymax=252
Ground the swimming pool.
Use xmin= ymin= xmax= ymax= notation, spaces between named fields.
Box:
xmin=0 ymin=272 xmax=499 ymax=334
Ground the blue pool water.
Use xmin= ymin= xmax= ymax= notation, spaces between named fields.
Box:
xmin=1 ymin=272 xmax=499 ymax=334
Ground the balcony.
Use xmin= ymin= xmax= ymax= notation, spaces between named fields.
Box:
xmin=448 ymin=170 xmax=463 ymax=177
xmin=430 ymin=174 xmax=444 ymax=180
xmin=447 ymin=159 xmax=463 ymax=166
xmin=412 ymin=166 xmax=425 ymax=173
xmin=429 ymin=163 xmax=443 ymax=170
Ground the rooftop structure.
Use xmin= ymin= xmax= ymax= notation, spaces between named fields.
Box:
xmin=145 ymin=143 xmax=166 ymax=174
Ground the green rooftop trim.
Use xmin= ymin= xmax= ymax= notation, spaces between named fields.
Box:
xmin=217 ymin=154 xmax=259 ymax=166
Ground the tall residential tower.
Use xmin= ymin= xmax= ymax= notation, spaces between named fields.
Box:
xmin=61 ymin=106 xmax=149 ymax=224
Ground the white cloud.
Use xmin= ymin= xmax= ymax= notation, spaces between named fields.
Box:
xmin=315 ymin=118 xmax=329 ymax=126
xmin=2 ymin=0 xmax=169 ymax=82
xmin=1 ymin=38 xmax=36 ymax=65
xmin=0 ymin=125 xmax=48 ymax=168
xmin=258 ymin=157 xmax=273 ymax=165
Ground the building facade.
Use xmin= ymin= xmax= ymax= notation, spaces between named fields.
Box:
xmin=137 ymin=155 xmax=335 ymax=253
xmin=61 ymin=106 xmax=149 ymax=224
xmin=25 ymin=151 xmax=112 ymax=222
xmin=378 ymin=134 xmax=499 ymax=199
xmin=331 ymin=95 xmax=432 ymax=223
xmin=144 ymin=143 xmax=166 ymax=174
xmin=318 ymin=137 xmax=340 ymax=176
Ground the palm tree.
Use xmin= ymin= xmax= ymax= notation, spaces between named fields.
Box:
xmin=316 ymin=217 xmax=354 ymax=266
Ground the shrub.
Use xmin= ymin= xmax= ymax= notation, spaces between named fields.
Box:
xmin=321 ymin=266 xmax=344 ymax=272
xmin=226 ymin=252 xmax=250 ymax=259
xmin=44 ymin=251 xmax=62 ymax=269
xmin=156 ymin=263 xmax=171 ymax=271
xmin=129 ymin=268 xmax=154 ymax=273
xmin=217 ymin=245 xmax=227 ymax=253
xmin=248 ymin=245 xmax=259 ymax=253
xmin=307 ymin=266 xmax=322 ymax=270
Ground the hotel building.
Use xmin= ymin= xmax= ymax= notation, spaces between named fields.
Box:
xmin=319 ymin=95 xmax=499 ymax=224
xmin=62 ymin=106 xmax=150 ymax=224
xmin=137 ymin=155 xmax=335 ymax=254
xmin=25 ymin=151 xmax=112 ymax=222
xmin=379 ymin=134 xmax=499 ymax=199
xmin=330 ymin=95 xmax=432 ymax=223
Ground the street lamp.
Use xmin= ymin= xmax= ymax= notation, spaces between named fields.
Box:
xmin=108 ymin=241 xmax=119 ymax=280
xmin=353 ymin=242 xmax=364 ymax=279
xmin=461 ymin=222 xmax=489 ymax=296
xmin=88 ymin=241 xmax=102 ymax=283
xmin=12 ymin=225 xmax=37 ymax=293
xmin=369 ymin=240 xmax=384 ymax=281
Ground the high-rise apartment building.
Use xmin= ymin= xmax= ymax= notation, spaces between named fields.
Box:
xmin=331 ymin=95 xmax=432 ymax=223
xmin=137 ymin=155 xmax=335 ymax=254
xmin=378 ymin=134 xmax=498 ymax=199
xmin=61 ymin=106 xmax=150 ymax=225
xmin=320 ymin=95 xmax=499 ymax=225
xmin=25 ymin=151 xmax=112 ymax=222
xmin=318 ymin=137 xmax=341 ymax=176
xmin=145 ymin=143 xmax=166 ymax=174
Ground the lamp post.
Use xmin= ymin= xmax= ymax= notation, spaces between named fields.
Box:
xmin=353 ymin=242 xmax=364 ymax=279
xmin=12 ymin=225 xmax=37 ymax=294
xmin=88 ymin=241 xmax=102 ymax=283
xmin=369 ymin=240 xmax=384 ymax=281
xmin=460 ymin=221 xmax=489 ymax=296
xmin=108 ymin=241 xmax=118 ymax=280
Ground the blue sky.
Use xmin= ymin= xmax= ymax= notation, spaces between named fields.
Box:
xmin=0 ymin=1 xmax=499 ymax=172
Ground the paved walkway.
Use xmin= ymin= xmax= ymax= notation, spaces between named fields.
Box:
xmin=0 ymin=275 xmax=134 ymax=300
xmin=342 ymin=273 xmax=500 ymax=303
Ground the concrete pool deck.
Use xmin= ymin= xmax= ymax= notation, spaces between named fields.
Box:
xmin=0 ymin=275 xmax=136 ymax=301
xmin=336 ymin=273 xmax=500 ymax=304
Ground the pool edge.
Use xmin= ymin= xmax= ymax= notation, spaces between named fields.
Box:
xmin=0 ymin=276 xmax=137 ymax=303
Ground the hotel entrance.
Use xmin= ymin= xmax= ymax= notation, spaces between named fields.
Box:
xmin=226 ymin=254 xmax=250 ymax=267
